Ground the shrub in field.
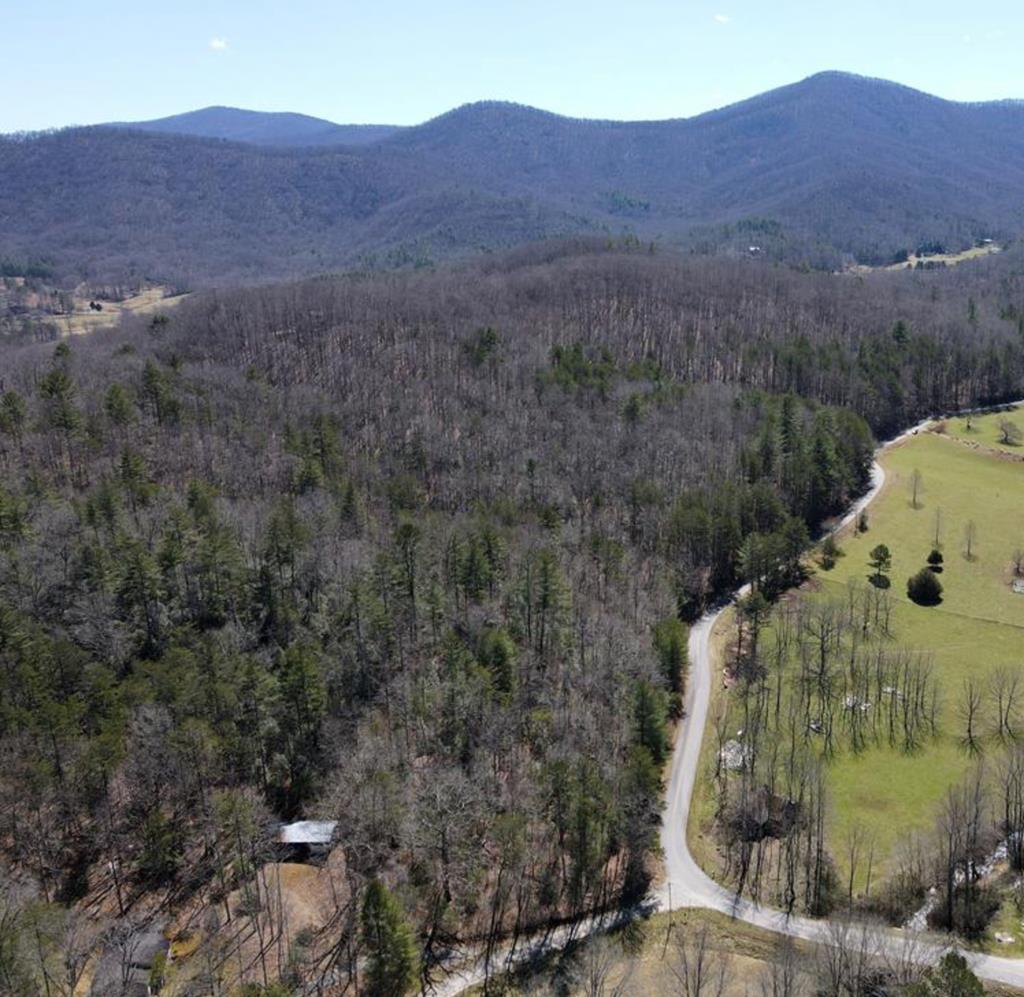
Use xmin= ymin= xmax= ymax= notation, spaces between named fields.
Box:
xmin=908 ymin=567 xmax=943 ymax=605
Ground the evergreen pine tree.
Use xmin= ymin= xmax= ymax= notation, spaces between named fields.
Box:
xmin=361 ymin=879 xmax=418 ymax=997
xmin=652 ymin=616 xmax=688 ymax=711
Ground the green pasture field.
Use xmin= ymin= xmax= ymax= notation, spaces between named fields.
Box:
xmin=820 ymin=430 xmax=1024 ymax=887
xmin=694 ymin=428 xmax=1024 ymax=899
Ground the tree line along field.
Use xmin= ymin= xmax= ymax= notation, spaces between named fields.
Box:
xmin=699 ymin=418 xmax=1024 ymax=941
xmin=940 ymin=406 xmax=1024 ymax=454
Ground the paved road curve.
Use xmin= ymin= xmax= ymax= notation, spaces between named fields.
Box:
xmin=438 ymin=406 xmax=1024 ymax=994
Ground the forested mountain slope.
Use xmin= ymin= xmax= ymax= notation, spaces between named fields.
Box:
xmin=0 ymin=244 xmax=1022 ymax=992
xmin=113 ymin=105 xmax=401 ymax=146
xmin=3 ymin=72 xmax=1023 ymax=283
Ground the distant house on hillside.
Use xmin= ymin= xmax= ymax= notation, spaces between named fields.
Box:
xmin=276 ymin=820 xmax=337 ymax=862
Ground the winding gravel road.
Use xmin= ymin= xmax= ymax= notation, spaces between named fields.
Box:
xmin=438 ymin=407 xmax=1024 ymax=994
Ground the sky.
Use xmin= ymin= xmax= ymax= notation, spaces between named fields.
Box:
xmin=2 ymin=0 xmax=1021 ymax=132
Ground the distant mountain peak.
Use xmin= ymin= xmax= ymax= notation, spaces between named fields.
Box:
xmin=109 ymin=106 xmax=402 ymax=147
xmin=802 ymin=70 xmax=896 ymax=85
xmin=427 ymin=100 xmax=567 ymax=125
xmin=791 ymin=70 xmax=958 ymax=105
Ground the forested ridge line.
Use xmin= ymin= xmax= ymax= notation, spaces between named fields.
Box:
xmin=0 ymin=244 xmax=1022 ymax=993
xmin=5 ymin=71 xmax=1024 ymax=282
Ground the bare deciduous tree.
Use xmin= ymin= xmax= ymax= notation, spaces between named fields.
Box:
xmin=909 ymin=468 xmax=924 ymax=509
xmin=814 ymin=916 xmax=884 ymax=997
xmin=964 ymin=520 xmax=978 ymax=561
xmin=990 ymin=667 xmax=1021 ymax=742
xmin=759 ymin=936 xmax=809 ymax=997
xmin=669 ymin=923 xmax=732 ymax=997
xmin=959 ymin=679 xmax=985 ymax=755
xmin=571 ymin=935 xmax=633 ymax=997
xmin=999 ymin=418 xmax=1022 ymax=446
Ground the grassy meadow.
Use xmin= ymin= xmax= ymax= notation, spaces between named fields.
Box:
xmin=814 ymin=429 xmax=1024 ymax=885
xmin=693 ymin=425 xmax=1024 ymax=898
xmin=940 ymin=406 xmax=1024 ymax=455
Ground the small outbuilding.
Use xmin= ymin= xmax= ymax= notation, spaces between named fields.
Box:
xmin=276 ymin=820 xmax=338 ymax=863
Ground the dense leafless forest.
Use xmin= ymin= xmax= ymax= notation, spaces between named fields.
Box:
xmin=0 ymin=242 xmax=1022 ymax=993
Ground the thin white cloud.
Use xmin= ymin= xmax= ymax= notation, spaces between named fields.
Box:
xmin=209 ymin=37 xmax=228 ymax=51
xmin=714 ymin=14 xmax=730 ymax=23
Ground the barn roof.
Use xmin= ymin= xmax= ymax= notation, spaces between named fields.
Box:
xmin=278 ymin=820 xmax=337 ymax=845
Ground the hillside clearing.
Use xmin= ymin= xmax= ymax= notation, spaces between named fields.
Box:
xmin=849 ymin=242 xmax=1003 ymax=273
xmin=58 ymin=285 xmax=188 ymax=335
